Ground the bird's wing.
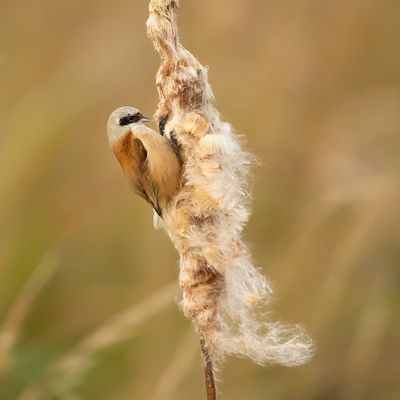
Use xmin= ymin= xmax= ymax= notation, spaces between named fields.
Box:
xmin=128 ymin=141 xmax=161 ymax=217
xmin=141 ymin=166 xmax=162 ymax=217
xmin=113 ymin=132 xmax=161 ymax=214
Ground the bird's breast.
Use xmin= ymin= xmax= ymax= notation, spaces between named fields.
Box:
xmin=112 ymin=132 xmax=147 ymax=178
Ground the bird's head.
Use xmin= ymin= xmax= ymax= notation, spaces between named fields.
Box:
xmin=107 ymin=106 xmax=152 ymax=145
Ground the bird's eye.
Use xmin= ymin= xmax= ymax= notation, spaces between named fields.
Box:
xmin=119 ymin=112 xmax=142 ymax=126
xmin=118 ymin=116 xmax=130 ymax=126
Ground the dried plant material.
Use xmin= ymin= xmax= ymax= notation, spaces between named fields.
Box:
xmin=146 ymin=0 xmax=314 ymax=372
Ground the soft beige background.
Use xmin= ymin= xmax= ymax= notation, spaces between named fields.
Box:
xmin=1 ymin=0 xmax=399 ymax=399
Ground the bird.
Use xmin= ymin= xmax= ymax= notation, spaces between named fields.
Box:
xmin=107 ymin=106 xmax=182 ymax=222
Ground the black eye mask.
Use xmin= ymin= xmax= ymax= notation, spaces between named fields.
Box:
xmin=119 ymin=112 xmax=142 ymax=126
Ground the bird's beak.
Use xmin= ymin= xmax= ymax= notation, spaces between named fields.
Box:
xmin=141 ymin=116 xmax=153 ymax=123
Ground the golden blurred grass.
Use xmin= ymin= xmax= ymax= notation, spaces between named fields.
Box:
xmin=1 ymin=0 xmax=400 ymax=399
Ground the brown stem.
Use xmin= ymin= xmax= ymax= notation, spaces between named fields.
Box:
xmin=200 ymin=338 xmax=216 ymax=400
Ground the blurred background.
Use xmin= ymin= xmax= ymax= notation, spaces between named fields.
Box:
xmin=1 ymin=0 xmax=399 ymax=399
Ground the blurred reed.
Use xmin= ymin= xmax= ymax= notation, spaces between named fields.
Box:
xmin=0 ymin=253 xmax=59 ymax=371
xmin=18 ymin=283 xmax=178 ymax=400
xmin=150 ymin=329 xmax=199 ymax=400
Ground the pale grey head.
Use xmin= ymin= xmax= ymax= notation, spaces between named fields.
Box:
xmin=107 ymin=106 xmax=152 ymax=145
